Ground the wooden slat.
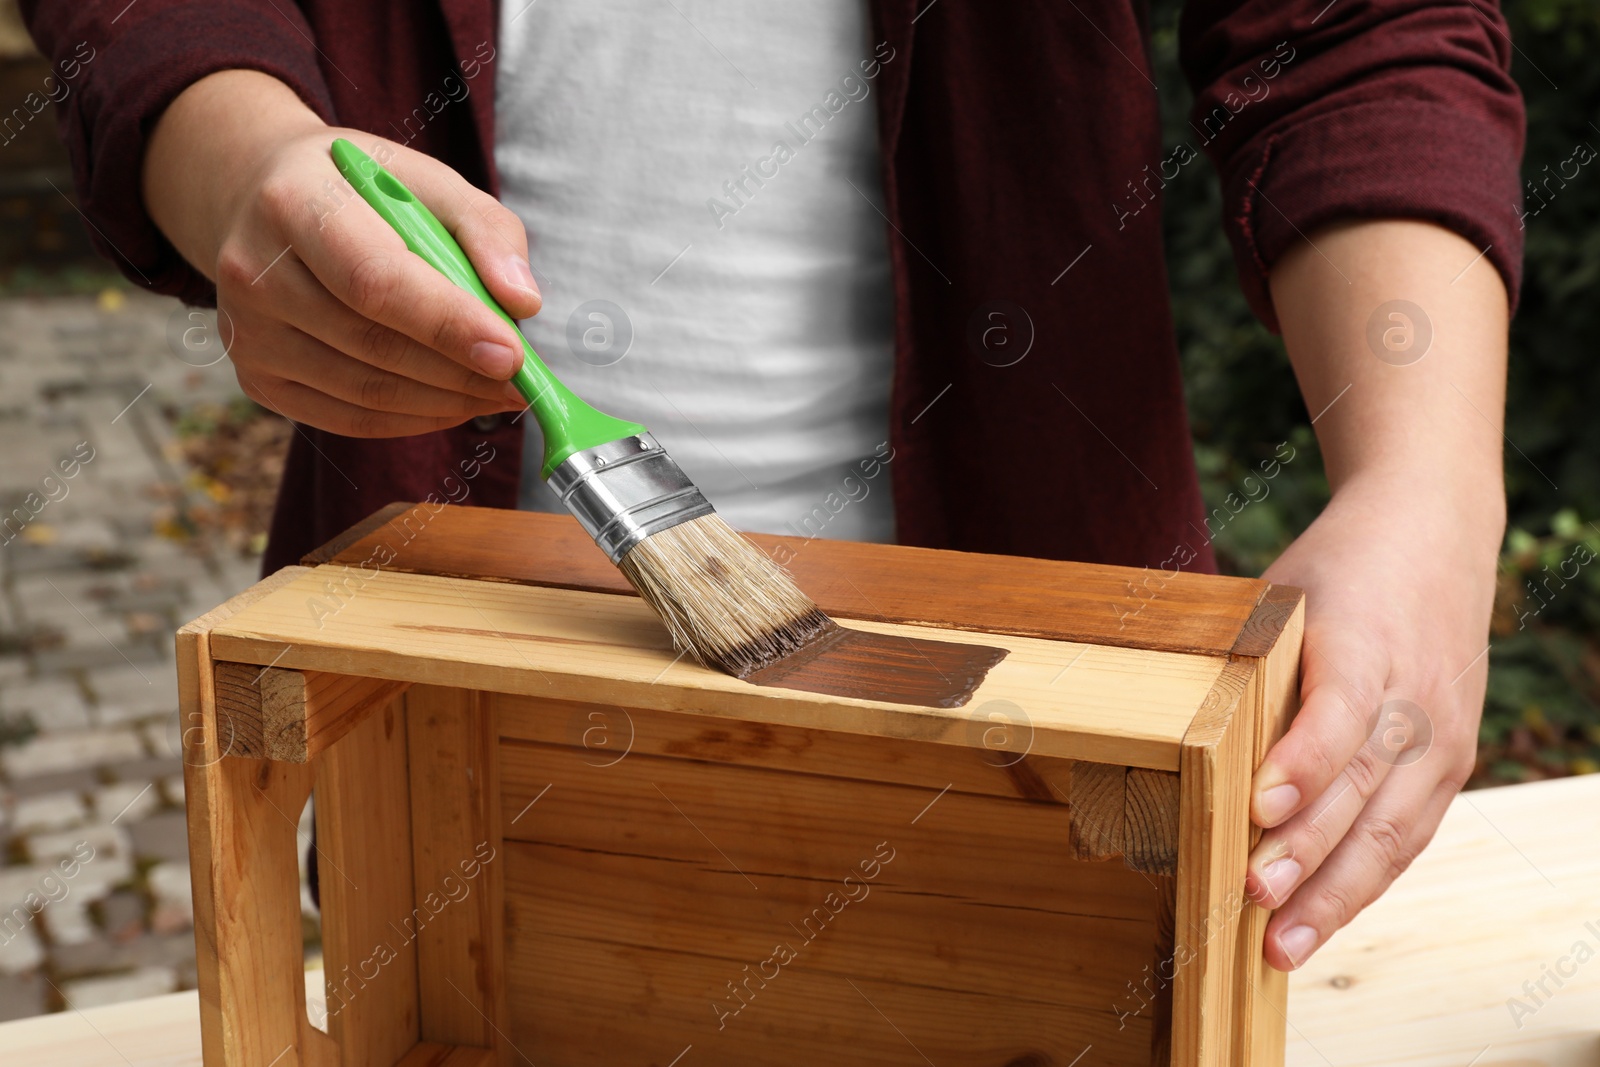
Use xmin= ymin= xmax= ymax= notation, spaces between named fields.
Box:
xmin=1170 ymin=660 xmax=1256 ymax=1066
xmin=403 ymin=687 xmax=507 ymax=1056
xmin=494 ymin=692 xmax=1075 ymax=802
xmin=313 ymin=701 xmax=420 ymax=1066
xmin=495 ymin=695 xmax=1182 ymax=875
xmin=305 ymin=503 xmax=1268 ymax=655
xmin=1234 ymin=594 xmax=1304 ymax=1064
xmin=392 ymin=1043 xmax=495 ymax=1067
xmin=1163 ymin=589 xmax=1302 ymax=1065
xmin=208 ymin=568 xmax=1229 ymax=772
xmin=503 ymin=841 xmax=1151 ymax=1018
xmin=498 ymin=737 xmax=1155 ymax=920
xmin=178 ymin=565 xmax=336 ymax=1067
xmin=510 ymin=935 xmax=1144 ymax=1067
xmin=497 ymin=732 xmax=1160 ymax=1065
xmin=212 ymin=662 xmax=411 ymax=762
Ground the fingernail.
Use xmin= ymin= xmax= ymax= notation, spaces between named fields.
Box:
xmin=1277 ymin=924 xmax=1318 ymax=969
xmin=470 ymin=341 xmax=518 ymax=378
xmin=507 ymin=257 xmax=541 ymax=299
xmin=1257 ymin=855 xmax=1301 ymax=904
xmin=1256 ymin=783 xmax=1301 ymax=826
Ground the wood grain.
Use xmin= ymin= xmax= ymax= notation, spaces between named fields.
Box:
xmin=510 ymin=935 xmax=1143 ymax=1067
xmin=494 ymin=695 xmax=1173 ymax=873
xmin=1286 ymin=774 xmax=1600 ymax=1066
xmin=1234 ymin=594 xmax=1304 ymax=1064
xmin=1125 ymin=768 xmax=1182 ymax=877
xmin=1230 ymin=583 xmax=1303 ymax=659
xmin=212 ymin=662 xmax=411 ymax=762
xmin=1170 ymin=659 xmax=1257 ymax=1066
xmin=208 ymin=567 xmax=1229 ymax=772
xmin=302 ymin=501 xmax=413 ymax=566
xmin=178 ymin=566 xmax=335 ymax=1067
xmin=495 ymin=692 xmax=1079 ymax=801
xmin=304 ymin=504 xmax=1269 ymax=655
xmin=1069 ymin=761 xmax=1126 ymax=861
xmin=496 ymin=723 xmax=1161 ymax=1065
xmin=498 ymin=735 xmax=1154 ymax=921
xmin=392 ymin=1043 xmax=495 ymax=1067
xmin=402 ymin=687 xmax=507 ymax=1059
xmin=1148 ymin=875 xmax=1177 ymax=1066
xmin=313 ymin=698 xmax=420 ymax=1066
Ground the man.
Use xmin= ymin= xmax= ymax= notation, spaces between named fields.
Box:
xmin=23 ymin=0 xmax=1524 ymax=972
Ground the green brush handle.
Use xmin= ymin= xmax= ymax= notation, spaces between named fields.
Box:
xmin=330 ymin=138 xmax=646 ymax=479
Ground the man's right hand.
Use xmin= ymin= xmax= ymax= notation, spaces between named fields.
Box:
xmin=144 ymin=70 xmax=540 ymax=438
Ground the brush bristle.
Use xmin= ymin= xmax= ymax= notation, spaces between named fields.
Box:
xmin=618 ymin=514 xmax=834 ymax=678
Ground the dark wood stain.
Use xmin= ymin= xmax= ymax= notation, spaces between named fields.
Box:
xmin=301 ymin=500 xmax=411 ymax=565
xmin=1230 ymin=581 xmax=1303 ymax=658
xmin=742 ymin=622 xmax=1007 ymax=709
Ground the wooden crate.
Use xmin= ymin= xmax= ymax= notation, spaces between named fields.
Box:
xmin=177 ymin=503 xmax=1302 ymax=1067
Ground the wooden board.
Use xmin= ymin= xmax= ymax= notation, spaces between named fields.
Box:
xmin=1286 ymin=773 xmax=1600 ymax=1066
xmin=1171 ymin=660 xmax=1258 ymax=1065
xmin=312 ymin=699 xmax=420 ymax=1066
xmin=495 ymin=720 xmax=1164 ymax=1065
xmin=178 ymin=566 xmax=337 ymax=1067
xmin=1236 ymin=592 xmax=1303 ymax=1063
xmin=205 ymin=567 xmax=1229 ymax=772
xmin=306 ymin=503 xmax=1269 ymax=655
xmin=402 ymin=686 xmax=509 ymax=1060
xmin=1167 ymin=594 xmax=1303 ymax=1065
xmin=494 ymin=694 xmax=1178 ymax=873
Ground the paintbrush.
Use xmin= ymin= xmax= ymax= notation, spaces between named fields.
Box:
xmin=331 ymin=139 xmax=833 ymax=678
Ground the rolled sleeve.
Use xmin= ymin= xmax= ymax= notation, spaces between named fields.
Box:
xmin=22 ymin=1 xmax=338 ymax=304
xmin=1181 ymin=0 xmax=1527 ymax=331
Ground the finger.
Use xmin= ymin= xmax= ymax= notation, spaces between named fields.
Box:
xmin=1246 ymin=732 xmax=1398 ymax=908
xmin=1261 ymin=771 xmax=1456 ymax=972
xmin=386 ymin=151 xmax=543 ymax=320
xmin=268 ymin=327 xmax=521 ymax=418
xmin=1251 ymin=637 xmax=1390 ymax=829
xmin=278 ymin=160 xmax=528 ymax=380
xmin=239 ymin=371 xmax=483 ymax=439
xmin=266 ymin=254 xmax=524 ymax=404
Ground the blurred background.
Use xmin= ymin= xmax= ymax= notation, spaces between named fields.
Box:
xmin=0 ymin=0 xmax=1593 ymax=1022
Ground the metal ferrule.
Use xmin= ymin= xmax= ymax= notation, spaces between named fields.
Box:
xmin=546 ymin=434 xmax=715 ymax=563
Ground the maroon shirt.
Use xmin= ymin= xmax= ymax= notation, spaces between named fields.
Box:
xmin=24 ymin=0 xmax=1525 ymax=577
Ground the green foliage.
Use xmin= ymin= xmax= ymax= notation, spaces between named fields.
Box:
xmin=1148 ymin=0 xmax=1600 ymax=783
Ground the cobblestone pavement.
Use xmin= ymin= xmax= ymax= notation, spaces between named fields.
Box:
xmin=0 ymin=290 xmax=310 ymax=1021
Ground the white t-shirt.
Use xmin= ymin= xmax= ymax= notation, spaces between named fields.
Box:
xmin=494 ymin=0 xmax=896 ymax=543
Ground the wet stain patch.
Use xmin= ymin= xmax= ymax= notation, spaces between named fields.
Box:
xmin=742 ymin=622 xmax=1008 ymax=708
